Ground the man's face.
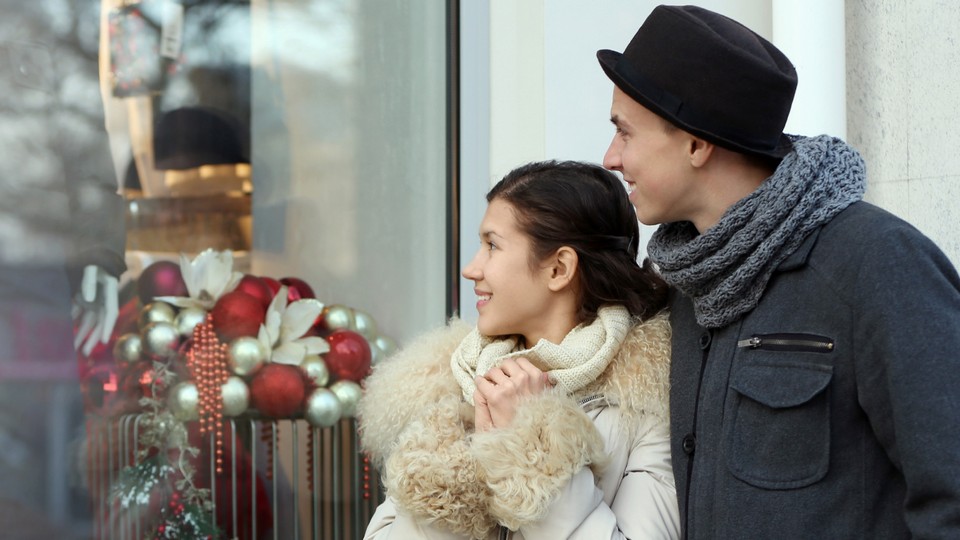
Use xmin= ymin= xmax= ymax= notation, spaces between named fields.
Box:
xmin=603 ymin=86 xmax=696 ymax=226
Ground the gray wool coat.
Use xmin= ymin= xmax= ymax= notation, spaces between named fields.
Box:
xmin=669 ymin=201 xmax=960 ymax=539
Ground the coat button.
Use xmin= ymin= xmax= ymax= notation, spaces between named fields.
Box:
xmin=698 ymin=332 xmax=712 ymax=350
xmin=682 ymin=434 xmax=697 ymax=455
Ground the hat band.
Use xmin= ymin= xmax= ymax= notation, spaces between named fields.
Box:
xmin=613 ymin=56 xmax=783 ymax=153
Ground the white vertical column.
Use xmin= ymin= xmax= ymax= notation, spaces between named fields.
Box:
xmin=772 ymin=0 xmax=847 ymax=138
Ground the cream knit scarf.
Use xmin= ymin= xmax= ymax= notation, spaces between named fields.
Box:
xmin=451 ymin=305 xmax=632 ymax=404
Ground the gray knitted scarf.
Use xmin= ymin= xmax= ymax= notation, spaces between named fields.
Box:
xmin=647 ymin=135 xmax=866 ymax=329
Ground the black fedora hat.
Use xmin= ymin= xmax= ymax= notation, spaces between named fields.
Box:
xmin=598 ymin=5 xmax=797 ymax=158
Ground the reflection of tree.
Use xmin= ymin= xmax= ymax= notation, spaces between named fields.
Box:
xmin=0 ymin=0 xmax=118 ymax=266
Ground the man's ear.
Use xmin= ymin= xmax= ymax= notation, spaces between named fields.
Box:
xmin=546 ymin=246 xmax=579 ymax=292
xmin=689 ymin=136 xmax=715 ymax=168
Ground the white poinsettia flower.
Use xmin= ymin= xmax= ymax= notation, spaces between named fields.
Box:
xmin=258 ymin=286 xmax=328 ymax=366
xmin=156 ymin=249 xmax=244 ymax=310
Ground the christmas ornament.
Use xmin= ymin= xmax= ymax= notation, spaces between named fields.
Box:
xmin=174 ymin=307 xmax=207 ymax=337
xmin=210 ymin=290 xmax=266 ymax=342
xmin=139 ymin=302 xmax=177 ymax=328
xmin=260 ymin=276 xmax=282 ymax=296
xmin=168 ymin=381 xmax=200 ymax=421
xmin=304 ymin=388 xmax=342 ymax=428
xmin=319 ymin=304 xmax=355 ymax=333
xmin=280 ymin=277 xmax=315 ymax=301
xmin=227 ymin=336 xmax=268 ymax=377
xmin=138 ymin=260 xmax=188 ymax=305
xmin=186 ymin=316 xmax=231 ymax=472
xmin=353 ymin=309 xmax=378 ymax=340
xmin=221 ymin=376 xmax=249 ymax=417
xmin=374 ymin=334 xmax=399 ymax=357
xmin=324 ymin=329 xmax=372 ymax=382
xmin=329 ymin=380 xmax=362 ymax=417
xmin=300 ymin=354 xmax=330 ymax=387
xmin=141 ymin=321 xmax=182 ymax=359
xmin=257 ymin=287 xmax=328 ymax=366
xmin=249 ymin=363 xmax=306 ymax=418
xmin=236 ymin=274 xmax=274 ymax=309
xmin=113 ymin=333 xmax=143 ymax=365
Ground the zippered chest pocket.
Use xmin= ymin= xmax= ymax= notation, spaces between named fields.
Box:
xmin=737 ymin=333 xmax=835 ymax=353
xmin=725 ymin=334 xmax=835 ymax=490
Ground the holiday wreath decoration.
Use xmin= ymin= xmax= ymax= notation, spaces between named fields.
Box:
xmin=82 ymin=249 xmax=397 ymax=539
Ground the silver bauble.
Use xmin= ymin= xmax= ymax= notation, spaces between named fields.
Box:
xmin=304 ymin=388 xmax=342 ymax=428
xmin=221 ymin=376 xmax=250 ymax=417
xmin=174 ymin=307 xmax=207 ymax=337
xmin=112 ymin=333 xmax=143 ymax=365
xmin=367 ymin=341 xmax=382 ymax=366
xmin=352 ymin=310 xmax=378 ymax=340
xmin=228 ymin=337 xmax=269 ymax=377
xmin=300 ymin=354 xmax=330 ymax=387
xmin=138 ymin=302 xmax=176 ymax=328
xmin=374 ymin=334 xmax=399 ymax=357
xmin=168 ymin=382 xmax=199 ymax=421
xmin=322 ymin=304 xmax=355 ymax=332
xmin=329 ymin=380 xmax=362 ymax=417
xmin=141 ymin=321 xmax=181 ymax=359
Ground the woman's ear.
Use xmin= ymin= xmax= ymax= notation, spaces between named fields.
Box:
xmin=546 ymin=246 xmax=579 ymax=292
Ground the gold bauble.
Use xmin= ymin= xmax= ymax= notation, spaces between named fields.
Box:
xmin=322 ymin=304 xmax=355 ymax=332
xmin=300 ymin=354 xmax=330 ymax=387
xmin=329 ymin=380 xmax=362 ymax=417
xmin=374 ymin=335 xmax=399 ymax=357
xmin=168 ymin=382 xmax=199 ymax=422
xmin=227 ymin=337 xmax=269 ymax=377
xmin=140 ymin=321 xmax=181 ymax=359
xmin=304 ymin=388 xmax=342 ymax=428
xmin=112 ymin=333 xmax=143 ymax=365
xmin=352 ymin=310 xmax=378 ymax=340
xmin=174 ymin=307 xmax=207 ymax=337
xmin=138 ymin=302 xmax=176 ymax=328
xmin=221 ymin=376 xmax=250 ymax=417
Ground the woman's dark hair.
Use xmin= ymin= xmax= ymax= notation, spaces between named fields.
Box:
xmin=487 ymin=160 xmax=668 ymax=322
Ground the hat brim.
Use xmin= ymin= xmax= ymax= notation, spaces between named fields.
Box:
xmin=597 ymin=49 xmax=792 ymax=159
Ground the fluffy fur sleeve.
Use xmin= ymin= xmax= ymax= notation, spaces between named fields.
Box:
xmin=358 ymin=320 xmax=496 ymax=538
xmin=470 ymin=391 xmax=608 ymax=531
xmin=358 ymin=319 xmax=471 ymax=468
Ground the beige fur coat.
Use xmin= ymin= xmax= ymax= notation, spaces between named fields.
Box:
xmin=359 ymin=313 xmax=679 ymax=540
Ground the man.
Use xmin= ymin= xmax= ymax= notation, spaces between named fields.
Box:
xmin=598 ymin=5 xmax=960 ymax=538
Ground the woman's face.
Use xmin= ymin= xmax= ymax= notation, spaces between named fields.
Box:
xmin=461 ymin=199 xmax=555 ymax=344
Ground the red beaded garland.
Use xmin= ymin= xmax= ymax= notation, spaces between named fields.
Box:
xmin=187 ymin=315 xmax=230 ymax=473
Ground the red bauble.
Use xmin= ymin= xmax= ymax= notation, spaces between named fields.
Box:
xmin=138 ymin=261 xmax=189 ymax=304
xmin=235 ymin=274 xmax=274 ymax=309
xmin=211 ymin=291 xmax=266 ymax=342
xmin=260 ymin=276 xmax=282 ymax=296
xmin=280 ymin=277 xmax=316 ymax=301
xmin=249 ymin=363 xmax=306 ymax=418
xmin=324 ymin=330 xmax=372 ymax=382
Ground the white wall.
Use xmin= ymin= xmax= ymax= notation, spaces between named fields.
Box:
xmin=847 ymin=0 xmax=960 ymax=265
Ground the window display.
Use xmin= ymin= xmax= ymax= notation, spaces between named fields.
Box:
xmin=0 ymin=0 xmax=451 ymax=538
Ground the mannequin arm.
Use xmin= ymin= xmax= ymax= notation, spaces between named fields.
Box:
xmin=74 ymin=264 xmax=119 ymax=357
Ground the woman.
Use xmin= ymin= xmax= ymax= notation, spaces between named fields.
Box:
xmin=359 ymin=160 xmax=679 ymax=539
